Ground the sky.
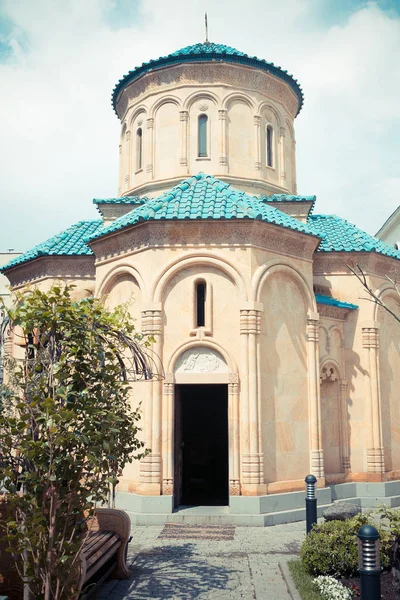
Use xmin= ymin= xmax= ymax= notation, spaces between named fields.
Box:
xmin=0 ymin=0 xmax=399 ymax=252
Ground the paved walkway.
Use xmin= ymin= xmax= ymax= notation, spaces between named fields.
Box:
xmin=97 ymin=521 xmax=306 ymax=599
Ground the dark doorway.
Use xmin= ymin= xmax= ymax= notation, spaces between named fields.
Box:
xmin=174 ymin=384 xmax=229 ymax=507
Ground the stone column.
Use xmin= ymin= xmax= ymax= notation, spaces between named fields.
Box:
xmin=279 ymin=127 xmax=286 ymax=186
xmin=362 ymin=322 xmax=384 ymax=474
xmin=339 ymin=380 xmax=351 ymax=471
xmin=146 ymin=117 xmax=154 ymax=178
xmin=240 ymin=303 xmax=264 ymax=492
xmin=228 ymin=373 xmax=240 ymax=495
xmin=139 ymin=305 xmax=163 ymax=494
xmin=253 ymin=116 xmax=261 ymax=172
xmin=307 ymin=312 xmax=324 ymax=478
xmin=218 ymin=109 xmax=228 ymax=171
xmin=180 ymin=110 xmax=189 ymax=171
xmin=162 ymin=373 xmax=174 ymax=495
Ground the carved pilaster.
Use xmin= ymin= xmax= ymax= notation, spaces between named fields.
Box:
xmin=141 ymin=309 xmax=163 ymax=336
xmin=279 ymin=127 xmax=286 ymax=184
xmin=242 ymin=453 xmax=264 ymax=484
xmin=229 ymin=481 xmax=240 ymax=495
xmin=292 ymin=138 xmax=297 ymax=194
xmin=307 ymin=313 xmax=324 ymax=478
xmin=228 ymin=372 xmax=240 ymax=495
xmin=367 ymin=448 xmax=385 ymax=473
xmin=163 ymin=373 xmax=174 ymax=496
xmin=254 ymin=115 xmax=261 ymax=171
xmin=362 ymin=327 xmax=379 ymax=349
xmin=218 ymin=109 xmax=227 ymax=167
xmin=146 ymin=118 xmax=154 ymax=177
xmin=310 ymin=449 xmax=324 ymax=478
xmin=240 ymin=309 xmax=261 ymax=335
xmin=180 ymin=110 xmax=189 ymax=168
xmin=162 ymin=478 xmax=173 ymax=495
xmin=339 ymin=380 xmax=351 ymax=472
xmin=139 ymin=454 xmax=161 ymax=484
xmin=362 ymin=322 xmax=384 ymax=473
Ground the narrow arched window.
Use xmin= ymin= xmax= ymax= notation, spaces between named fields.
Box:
xmin=136 ymin=128 xmax=143 ymax=170
xmin=266 ymin=125 xmax=273 ymax=167
xmin=196 ymin=282 xmax=206 ymax=327
xmin=198 ymin=114 xmax=208 ymax=157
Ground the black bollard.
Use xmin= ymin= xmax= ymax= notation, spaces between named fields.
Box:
xmin=305 ymin=474 xmax=317 ymax=534
xmin=357 ymin=524 xmax=381 ymax=600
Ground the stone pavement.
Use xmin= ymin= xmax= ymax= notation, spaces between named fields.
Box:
xmin=97 ymin=521 xmax=306 ymax=599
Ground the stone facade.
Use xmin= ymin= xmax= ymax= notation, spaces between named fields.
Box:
xmin=3 ymin=43 xmax=400 ymax=513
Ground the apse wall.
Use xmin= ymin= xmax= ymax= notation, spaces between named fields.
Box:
xmin=259 ymin=272 xmax=309 ymax=483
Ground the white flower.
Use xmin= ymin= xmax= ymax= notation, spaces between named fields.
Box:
xmin=313 ymin=575 xmax=354 ymax=599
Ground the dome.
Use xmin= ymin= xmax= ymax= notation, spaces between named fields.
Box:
xmin=111 ymin=41 xmax=304 ymax=116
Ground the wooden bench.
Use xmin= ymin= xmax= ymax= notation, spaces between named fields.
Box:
xmin=77 ymin=508 xmax=131 ymax=599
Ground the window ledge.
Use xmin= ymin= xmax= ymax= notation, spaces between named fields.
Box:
xmin=189 ymin=327 xmax=212 ymax=337
xmin=196 ymin=157 xmax=211 ymax=161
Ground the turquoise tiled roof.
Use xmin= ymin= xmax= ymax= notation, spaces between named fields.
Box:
xmin=112 ymin=42 xmax=303 ymax=116
xmin=260 ymin=193 xmax=316 ymax=213
xmin=309 ymin=214 xmax=400 ymax=259
xmin=315 ymin=294 xmax=358 ymax=310
xmin=93 ymin=196 xmax=148 ymax=205
xmin=0 ymin=220 xmax=103 ymax=272
xmin=86 ymin=173 xmax=320 ymax=243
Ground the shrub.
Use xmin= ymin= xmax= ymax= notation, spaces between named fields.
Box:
xmin=300 ymin=510 xmax=399 ymax=578
xmin=300 ymin=514 xmax=370 ymax=577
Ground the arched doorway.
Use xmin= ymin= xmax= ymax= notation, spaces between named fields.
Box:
xmin=173 ymin=347 xmax=230 ymax=507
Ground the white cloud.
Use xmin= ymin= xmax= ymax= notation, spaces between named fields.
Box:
xmin=0 ymin=0 xmax=399 ymax=251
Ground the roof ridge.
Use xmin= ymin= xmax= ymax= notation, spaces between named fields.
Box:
xmin=86 ymin=173 xmax=320 ymax=243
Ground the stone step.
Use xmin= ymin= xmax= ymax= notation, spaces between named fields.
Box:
xmin=127 ymin=502 xmax=334 ymax=527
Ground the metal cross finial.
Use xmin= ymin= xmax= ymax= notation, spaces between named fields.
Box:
xmin=205 ymin=12 xmax=209 ymax=43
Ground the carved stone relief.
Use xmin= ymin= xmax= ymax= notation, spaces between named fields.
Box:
xmin=175 ymin=347 xmax=228 ymax=374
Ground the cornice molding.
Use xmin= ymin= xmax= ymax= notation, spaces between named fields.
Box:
xmin=89 ymin=220 xmax=318 ymax=266
xmin=5 ymin=256 xmax=96 ymax=289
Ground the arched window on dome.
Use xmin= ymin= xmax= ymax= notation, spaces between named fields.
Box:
xmin=196 ymin=281 xmax=206 ymax=327
xmin=136 ymin=128 xmax=143 ymax=170
xmin=266 ymin=124 xmax=274 ymax=168
xmin=198 ymin=114 xmax=208 ymax=157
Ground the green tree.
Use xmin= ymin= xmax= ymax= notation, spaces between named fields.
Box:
xmin=0 ymin=284 xmax=153 ymax=599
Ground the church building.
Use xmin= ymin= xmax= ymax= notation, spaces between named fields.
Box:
xmin=3 ymin=41 xmax=400 ymax=525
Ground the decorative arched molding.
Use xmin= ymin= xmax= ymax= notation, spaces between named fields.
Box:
xmin=252 ymin=261 xmax=316 ymax=312
xmin=149 ymin=95 xmax=182 ymax=119
xmin=319 ymin=324 xmax=330 ymax=356
xmin=152 ymin=253 xmax=248 ymax=304
xmin=120 ymin=121 xmax=127 ymax=144
xmin=329 ymin=324 xmax=344 ymax=348
xmin=372 ymin=283 xmax=399 ymax=322
xmin=284 ymin=117 xmax=295 ymax=140
xmin=183 ymin=90 xmax=219 ymax=110
xmin=257 ymin=101 xmax=283 ymax=127
xmin=167 ymin=338 xmax=237 ymax=375
xmin=128 ymin=106 xmax=148 ymax=130
xmin=320 ymin=357 xmax=343 ymax=383
xmin=222 ymin=91 xmax=255 ymax=111
xmin=96 ymin=264 xmax=146 ymax=299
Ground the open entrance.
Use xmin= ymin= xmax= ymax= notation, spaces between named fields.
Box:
xmin=174 ymin=384 xmax=229 ymax=507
